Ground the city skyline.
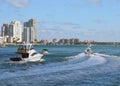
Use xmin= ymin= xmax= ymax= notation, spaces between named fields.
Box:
xmin=0 ymin=0 xmax=120 ymax=42
xmin=1 ymin=19 xmax=38 ymax=43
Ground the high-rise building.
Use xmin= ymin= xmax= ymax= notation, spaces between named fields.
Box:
xmin=23 ymin=27 xmax=35 ymax=42
xmin=1 ymin=24 xmax=9 ymax=37
xmin=9 ymin=21 xmax=22 ymax=42
xmin=23 ymin=27 xmax=30 ymax=42
xmin=23 ymin=19 xmax=37 ymax=42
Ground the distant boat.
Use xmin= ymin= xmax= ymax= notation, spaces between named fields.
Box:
xmin=84 ymin=47 xmax=92 ymax=55
xmin=84 ymin=41 xmax=92 ymax=55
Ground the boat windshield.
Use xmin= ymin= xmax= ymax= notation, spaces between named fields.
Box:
xmin=18 ymin=42 xmax=33 ymax=51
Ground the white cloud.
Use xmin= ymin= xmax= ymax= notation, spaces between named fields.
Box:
xmin=70 ymin=0 xmax=120 ymax=8
xmin=93 ymin=19 xmax=105 ymax=24
xmin=91 ymin=0 xmax=101 ymax=4
xmin=113 ymin=0 xmax=120 ymax=2
xmin=38 ymin=21 xmax=82 ymax=40
xmin=70 ymin=0 xmax=102 ymax=8
xmin=6 ymin=0 xmax=29 ymax=8
xmin=38 ymin=21 xmax=120 ymax=42
xmin=84 ymin=0 xmax=101 ymax=5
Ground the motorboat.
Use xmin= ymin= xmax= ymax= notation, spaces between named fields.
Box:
xmin=84 ymin=42 xmax=92 ymax=55
xmin=84 ymin=47 xmax=92 ymax=55
xmin=10 ymin=42 xmax=44 ymax=62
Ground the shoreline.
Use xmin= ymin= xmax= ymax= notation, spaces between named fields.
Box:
xmin=4 ymin=42 xmax=120 ymax=46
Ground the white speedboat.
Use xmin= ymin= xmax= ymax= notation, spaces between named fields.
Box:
xmin=10 ymin=42 xmax=44 ymax=62
xmin=84 ymin=42 xmax=92 ymax=55
xmin=84 ymin=47 xmax=92 ymax=55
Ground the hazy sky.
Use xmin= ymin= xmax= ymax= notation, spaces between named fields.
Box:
xmin=0 ymin=0 xmax=120 ymax=42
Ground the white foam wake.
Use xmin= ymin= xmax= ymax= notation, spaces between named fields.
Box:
xmin=80 ymin=54 xmax=106 ymax=68
xmin=94 ymin=53 xmax=119 ymax=58
xmin=0 ymin=53 xmax=106 ymax=80
xmin=65 ymin=53 xmax=86 ymax=60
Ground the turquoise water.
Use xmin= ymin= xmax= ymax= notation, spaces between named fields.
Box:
xmin=0 ymin=44 xmax=120 ymax=86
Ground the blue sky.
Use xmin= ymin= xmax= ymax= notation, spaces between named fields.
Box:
xmin=0 ymin=0 xmax=120 ymax=42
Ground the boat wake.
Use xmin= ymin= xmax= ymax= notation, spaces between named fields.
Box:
xmin=64 ymin=53 xmax=106 ymax=69
xmin=0 ymin=52 xmax=107 ymax=80
xmin=94 ymin=53 xmax=119 ymax=58
xmin=1 ymin=45 xmax=120 ymax=86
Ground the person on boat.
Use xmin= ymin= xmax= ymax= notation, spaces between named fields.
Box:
xmin=85 ymin=47 xmax=92 ymax=55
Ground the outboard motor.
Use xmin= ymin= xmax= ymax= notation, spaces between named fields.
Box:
xmin=41 ymin=49 xmax=48 ymax=55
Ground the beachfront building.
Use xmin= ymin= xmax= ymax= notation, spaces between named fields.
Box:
xmin=58 ymin=38 xmax=80 ymax=45
xmin=23 ymin=27 xmax=30 ymax=42
xmin=23 ymin=27 xmax=34 ymax=42
xmin=9 ymin=21 xmax=22 ymax=43
xmin=59 ymin=39 xmax=65 ymax=45
xmin=69 ymin=39 xmax=74 ymax=45
xmin=74 ymin=38 xmax=80 ymax=44
xmin=23 ymin=19 xmax=37 ymax=43
xmin=64 ymin=39 xmax=70 ymax=45
xmin=53 ymin=38 xmax=59 ymax=45
xmin=1 ymin=24 xmax=9 ymax=37
xmin=40 ymin=40 xmax=49 ymax=45
xmin=58 ymin=39 xmax=69 ymax=45
xmin=1 ymin=24 xmax=10 ymax=43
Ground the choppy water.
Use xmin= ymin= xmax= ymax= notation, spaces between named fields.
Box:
xmin=0 ymin=44 xmax=120 ymax=86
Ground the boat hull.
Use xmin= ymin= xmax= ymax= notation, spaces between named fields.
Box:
xmin=10 ymin=57 xmax=22 ymax=61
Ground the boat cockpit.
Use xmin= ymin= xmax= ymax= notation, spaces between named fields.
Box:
xmin=17 ymin=42 xmax=34 ymax=53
